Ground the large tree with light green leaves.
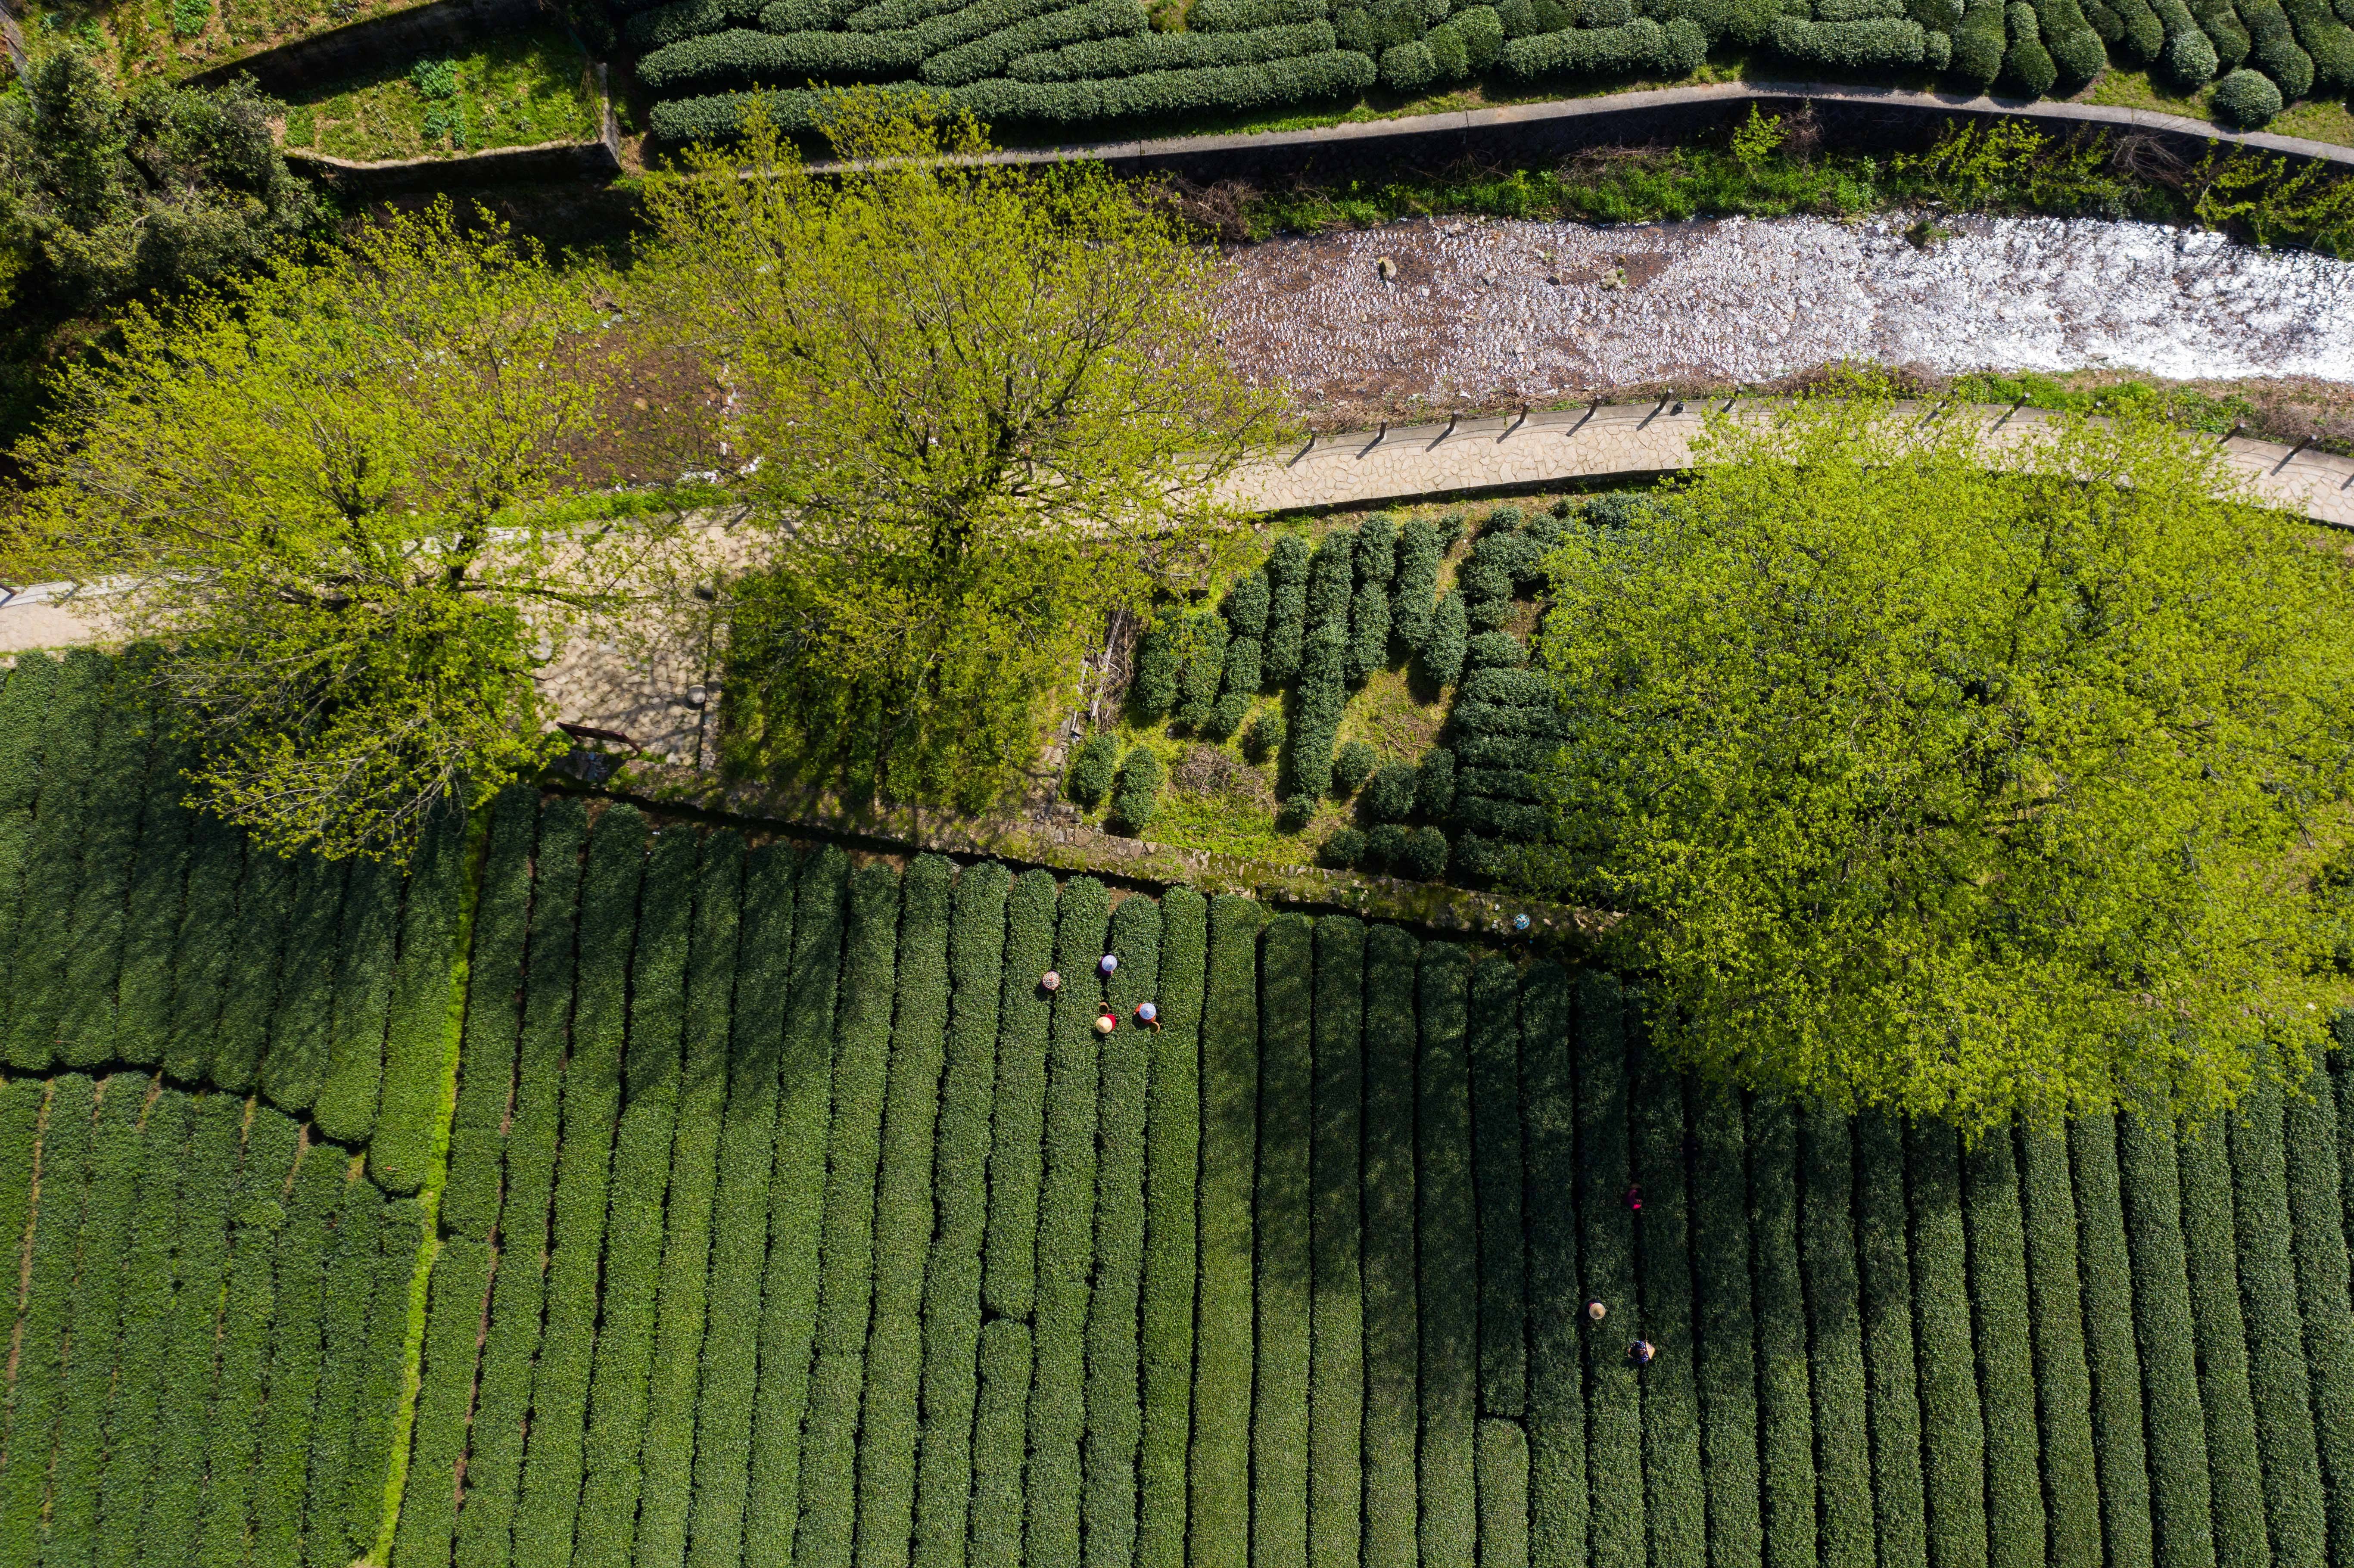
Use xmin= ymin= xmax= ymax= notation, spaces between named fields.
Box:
xmin=638 ymin=92 xmax=1286 ymax=811
xmin=4 ymin=202 xmax=681 ymax=863
xmin=1524 ymin=391 xmax=2354 ymax=1131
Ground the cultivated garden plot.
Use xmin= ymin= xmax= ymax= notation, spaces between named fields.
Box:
xmin=4 ymin=647 xmax=2354 ymax=1568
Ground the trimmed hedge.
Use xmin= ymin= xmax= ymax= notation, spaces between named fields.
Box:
xmin=1503 ymin=16 xmax=1706 ymax=74
xmin=95 ymin=1089 xmax=185 ymax=1568
xmin=1578 ymin=975 xmax=1642 ymax=1568
xmin=1111 ymin=747 xmax=1166 ymax=833
xmin=1852 ymin=1116 xmax=1925 ymax=1568
xmin=458 ymin=799 xmax=588 ymax=1568
xmin=1190 ymin=0 xmax=1328 ymax=24
xmin=3 ymin=653 xmax=108 ymax=1072
xmin=1361 ymin=923 xmax=1420 ymax=1568
xmin=2175 ymin=1124 xmax=2267 ymax=1568
xmin=46 ymin=1076 xmax=143 ymax=1568
xmin=797 ymin=861 xmax=906 ymax=1568
xmin=1797 ymin=1111 xmax=1869 ymax=1568
xmin=1010 ymin=18 xmax=1333 ymax=75
xmin=513 ymin=806 xmax=647 ymax=1568
xmin=1288 ymin=624 xmax=1348 ymax=799
xmin=250 ymin=855 xmax=341 ymax=1112
xmin=1907 ymin=1121 xmax=1988 ymax=1568
xmin=910 ymin=859 xmax=1009 ymax=1568
xmin=1634 ymin=1044 xmax=1706 ymax=1568
xmin=1688 ymin=1083 xmax=1762 ymax=1568
xmin=1391 ymin=519 xmax=1443 ymax=650
xmin=1130 ymin=624 xmax=1182 ymax=720
xmin=1254 ymin=915 xmax=1316 ymax=1568
xmin=636 ymin=834 xmax=748 ymax=1568
xmin=1415 ymin=945 xmax=1477 ymax=1566
xmin=315 ymin=852 xmax=400 ymax=1142
xmin=2229 ymin=1084 xmax=2329 ymax=1566
xmin=368 ymin=801 xmax=471 ymax=1194
xmin=573 ymin=827 xmax=697 ymax=1568
xmin=1176 ymin=613 xmax=1230 ymax=729
xmin=2239 ymin=0 xmax=2317 ymax=92
xmin=2003 ymin=2 xmax=2057 ymax=90
xmin=1139 ymin=888 xmax=1209 ymax=1568
xmin=0 ymin=656 xmax=61 ymax=994
xmin=56 ymin=674 xmax=156 ymax=1070
xmin=390 ymin=1235 xmax=494 ymax=1568
xmin=1962 ymin=1129 xmax=2045 ymax=1568
xmin=2016 ymin=1128 xmax=2101 ymax=1568
xmin=1193 ymin=894 xmax=1262 ymax=1568
xmin=1521 ymin=962 xmax=1588 ymax=1568
xmin=626 ymin=0 xmax=765 ymax=48
xmin=1747 ymin=1096 xmax=1817 ymax=1568
xmin=1084 ymin=893 xmax=1161 ymax=1568
xmin=141 ymin=1086 xmax=237 ymax=1565
xmin=0 ymin=1071 xmax=76 ymax=1564
xmin=1417 ymin=749 xmax=1457 ymax=817
xmin=969 ymin=1321 xmax=1033 ymax=1568
xmin=164 ymin=817 xmax=246 ymax=1086
xmin=1028 ymin=876 xmax=1110 ymax=1568
xmin=1350 ymin=514 xmax=1398 ymax=680
xmin=198 ymin=1109 xmax=299 ymax=1568
xmin=1068 ymin=733 xmax=1120 ymax=808
xmin=437 ymin=787 xmax=536 ymax=1243
xmin=2212 ymin=62 xmax=2283 ymax=124
xmin=744 ymin=848 xmax=850 ymax=1565
xmin=2281 ymin=1082 xmax=2354 ymax=1568
xmin=2114 ymin=1113 xmax=2213 ymax=1568
xmin=305 ymin=1173 xmax=384 ymax=1568
xmin=1306 ymin=918 xmax=1365 ymax=1568
xmin=1467 ymin=958 xmax=1524 ymax=1420
xmin=2070 ymin=1114 xmax=2156 ymax=1568
xmin=249 ymin=1131 xmax=342 ymax=1568
xmin=959 ymin=50 xmax=1375 ymax=124
xmin=925 ymin=0 xmax=1143 ymax=78
xmin=982 ymin=869 xmax=1056 ymax=1319
xmin=854 ymin=855 xmax=953 ymax=1568
xmin=346 ymin=1199 xmax=428 ymax=1556
xmin=1263 ymin=535 xmax=1311 ymax=686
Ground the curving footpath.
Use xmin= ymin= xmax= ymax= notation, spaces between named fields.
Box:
xmin=950 ymin=78 xmax=2354 ymax=175
xmin=1216 ymin=395 xmax=2354 ymax=525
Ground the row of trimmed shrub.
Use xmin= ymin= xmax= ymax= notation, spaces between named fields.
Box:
xmin=1009 ymin=19 xmax=1335 ymax=77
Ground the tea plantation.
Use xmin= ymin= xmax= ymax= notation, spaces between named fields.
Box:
xmin=6 ymin=644 xmax=2354 ymax=1568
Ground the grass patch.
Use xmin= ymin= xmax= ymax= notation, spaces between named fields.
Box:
xmin=277 ymin=29 xmax=595 ymax=162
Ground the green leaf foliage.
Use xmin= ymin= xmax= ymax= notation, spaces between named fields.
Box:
xmin=1797 ymin=1110 xmax=1868 ymax=1568
xmin=1139 ymin=887 xmax=1208 ymax=1568
xmin=1361 ymin=922 xmax=1419 ymax=1568
xmin=1253 ymin=915 xmax=1314 ymax=1568
xmin=1521 ymin=961 xmax=1587 ymax=1568
xmin=1192 ymin=894 xmax=1261 ymax=1568
xmin=2113 ymin=1113 xmax=2213 ymax=1568
xmin=2071 ymin=1114 xmax=2156 ymax=1568
xmin=1577 ymin=977 xmax=1641 ymax=1568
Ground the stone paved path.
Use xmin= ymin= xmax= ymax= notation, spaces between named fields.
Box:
xmin=9 ymin=400 xmax=2349 ymax=748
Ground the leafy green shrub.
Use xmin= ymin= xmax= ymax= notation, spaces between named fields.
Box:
xmin=0 ymin=655 xmax=60 ymax=990
xmin=1849 ymin=1117 xmax=1921 ymax=1568
xmin=2002 ymin=2 xmax=2058 ymax=90
xmin=1305 ymin=918 xmax=1365 ymax=1568
xmin=1390 ymin=518 xmax=1443 ymax=650
xmin=2212 ymin=62 xmax=2285 ymax=122
xmin=1419 ymin=589 xmax=1468 ymax=685
xmin=1774 ymin=11 xmax=1930 ymax=62
xmin=1520 ymin=964 xmax=1588 ymax=1567
xmin=640 ymin=27 xmax=925 ymax=92
xmin=437 ymin=789 xmax=535 ymax=1243
xmin=1455 ymin=766 xmax=1544 ymax=806
xmin=1111 ymin=747 xmax=1166 ymax=832
xmin=1130 ymin=622 xmax=1182 ymax=718
xmin=1902 ymin=1122 xmax=1977 ymax=1554
xmin=1362 ymin=764 xmax=1417 ymax=823
xmin=1428 ymin=17 xmax=1470 ymax=70
xmin=250 ymin=1130 xmax=340 ymax=1568
xmin=1217 ymin=630 xmax=1264 ymax=712
xmin=1433 ymin=509 xmax=1467 ymax=548
xmin=1361 ymin=924 xmax=1420 ymax=1568
xmin=1951 ymin=0 xmax=2009 ymax=79
xmin=1262 ymin=535 xmax=1311 ymax=685
xmin=2158 ymin=0 xmax=2222 ymax=75
xmin=1007 ymin=19 xmax=1334 ymax=76
xmin=1286 ymin=625 xmax=1348 ymax=798
xmin=982 ymin=869 xmax=1056 ymax=1322
xmin=922 ymin=0 xmax=1145 ymax=82
xmin=2015 ymin=1128 xmax=2102 ymax=1568
xmin=1401 ymin=826 xmax=1450 ymax=880
xmin=1464 ymin=630 xmax=1526 ymax=671
xmin=163 ymin=818 xmax=243 ymax=1086
xmin=1502 ymin=14 xmax=1701 ymax=72
xmin=4 ymin=651 xmax=105 ymax=1073
xmin=1465 ymin=961 xmax=1523 ymax=1420
xmin=1416 ymin=747 xmax=1457 ymax=816
xmin=2111 ymin=1115 xmax=2212 ymax=1565
xmin=2282 ymin=1085 xmax=2354 ymax=1565
xmin=1797 ymin=1111 xmax=1869 ymax=1568
xmin=1227 ymin=570 xmax=1272 ymax=639
xmin=575 ymin=829 xmax=696 ymax=1568
xmin=55 ymin=671 xmax=154 ymax=1073
xmin=394 ymin=1236 xmax=495 ymax=1568
xmin=1440 ymin=3 xmax=1507 ymax=65
xmin=1242 ymin=710 xmax=1285 ymax=764
xmin=1961 ymin=1134 xmax=2043 ymax=1568
xmin=2229 ymin=1085 xmax=2330 ymax=1562
xmin=1332 ymin=740 xmax=1377 ymax=795
xmin=2238 ymin=0 xmax=2316 ymax=92
xmin=1364 ymin=821 xmax=1407 ymax=867
xmin=1349 ymin=515 xmax=1397 ymax=680
xmin=1747 ymin=1098 xmax=1818 ymax=1568
xmin=1277 ymin=792 xmax=1317 ymax=832
xmin=1206 ymin=689 xmax=1251 ymax=739
xmin=2186 ymin=0 xmax=2251 ymax=67
xmin=315 ymin=854 xmax=401 ymax=1142
xmin=346 ymin=1200 xmax=428 ymax=1555
xmin=1323 ymin=827 xmax=1369 ymax=866
xmin=959 ymin=50 xmax=1376 ymax=124
xmin=1413 ymin=946 xmax=1476 ymax=1560
xmin=47 ymin=1077 xmax=141 ymax=1559
xmin=626 ymin=0 xmax=766 ymax=50
xmin=1573 ymin=982 xmax=1642 ymax=1563
xmin=1189 ymin=0 xmax=1330 ymax=26
xmin=1196 ymin=896 xmax=1263 ymax=1564
xmin=1067 ymin=733 xmax=1121 ymax=807
xmin=1140 ymin=888 xmax=1208 ymax=1568
xmin=970 ymin=1321 xmax=1033 ymax=1568
xmin=2035 ymin=0 xmax=2110 ymax=79
xmin=1379 ymin=37 xmax=1438 ymax=87
xmin=368 ymin=803 xmax=471 ymax=1195
xmin=1176 ymin=613 xmax=1231 ymax=728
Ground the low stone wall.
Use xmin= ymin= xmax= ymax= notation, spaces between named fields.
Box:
xmin=182 ymin=0 xmax=541 ymax=92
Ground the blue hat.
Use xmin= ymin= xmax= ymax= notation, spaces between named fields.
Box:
xmin=1099 ymin=954 xmax=1118 ymax=975
xmin=1137 ymin=1002 xmax=1158 ymax=1021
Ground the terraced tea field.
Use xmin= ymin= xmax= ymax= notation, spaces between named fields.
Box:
xmin=3 ymin=647 xmax=2354 ymax=1568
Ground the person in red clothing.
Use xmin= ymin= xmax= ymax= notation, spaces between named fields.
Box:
xmin=1135 ymin=1001 xmax=1161 ymax=1032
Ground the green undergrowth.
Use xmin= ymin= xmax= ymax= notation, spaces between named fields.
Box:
xmin=1228 ymin=116 xmax=2354 ymax=257
xmin=278 ymin=29 xmax=597 ymax=162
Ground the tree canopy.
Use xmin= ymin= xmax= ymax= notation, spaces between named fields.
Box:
xmin=640 ymin=93 xmax=1285 ymax=810
xmin=5 ymin=202 xmax=676 ymax=862
xmin=1526 ymin=392 xmax=2354 ymax=1131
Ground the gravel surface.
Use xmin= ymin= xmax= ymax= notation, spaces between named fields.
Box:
xmin=1211 ymin=212 xmax=2354 ymax=422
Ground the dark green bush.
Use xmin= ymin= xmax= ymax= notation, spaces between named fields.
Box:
xmin=1189 ymin=0 xmax=1329 ymax=26
xmin=1139 ymin=889 xmax=1207 ymax=1568
xmin=1287 ymin=624 xmax=1348 ymax=798
xmin=1391 ymin=519 xmax=1443 ymax=650
xmin=1379 ymin=37 xmax=1439 ymax=86
xmin=1206 ymin=689 xmax=1251 ymax=740
xmin=2103 ymin=0 xmax=2167 ymax=54
xmin=923 ymin=0 xmax=1145 ymax=81
xmin=1363 ymin=764 xmax=1418 ymax=823
xmin=1242 ymin=710 xmax=1285 ymax=764
xmin=641 ymin=27 xmax=923 ymax=92
xmin=1111 ymin=748 xmax=1166 ymax=832
xmin=1176 ymin=613 xmax=1230 ymax=728
xmin=1455 ymin=766 xmax=1544 ymax=803
xmin=1774 ymin=12 xmax=1930 ymax=62
xmin=1438 ymin=3 xmax=1507 ymax=64
xmin=1131 ymin=621 xmax=1182 ymax=719
xmin=625 ymin=0 xmax=763 ymax=50
xmin=1463 ymin=631 xmax=1526 ymax=672
xmin=1434 ymin=510 xmax=1467 ymax=548
xmin=2212 ymin=63 xmax=2285 ymax=121
xmin=1333 ymin=740 xmax=1378 ymax=795
xmin=961 ymin=49 xmax=1376 ymax=122
xmin=1322 ymin=827 xmax=1368 ymax=867
xmin=1401 ymin=826 xmax=1450 ymax=880
xmin=1007 ymin=19 xmax=1335 ymax=78
xmin=2281 ymin=0 xmax=2354 ymax=84
xmin=1227 ymin=571 xmax=1272 ymax=639
xmin=1417 ymin=747 xmax=1457 ymax=815
xmin=2035 ymin=0 xmax=2109 ymax=79
xmin=2237 ymin=0 xmax=2316 ymax=90
xmin=1420 ymin=590 xmax=1469 ymax=685
xmin=1365 ymin=821 xmax=1408 ymax=867
xmin=1263 ymin=536 xmax=1311 ymax=684
xmin=1067 ymin=734 xmax=1121 ymax=808
xmin=1428 ymin=17 xmax=1471 ymax=69
xmin=1277 ymin=793 xmax=1317 ymax=831
xmin=1503 ymin=16 xmax=1687 ymax=73
xmin=2000 ymin=0 xmax=2057 ymax=88
xmin=1951 ymin=0 xmax=2009 ymax=78
xmin=1349 ymin=515 xmax=1398 ymax=680
xmin=2187 ymin=0 xmax=2251 ymax=66
xmin=1217 ymin=632 xmax=1263 ymax=711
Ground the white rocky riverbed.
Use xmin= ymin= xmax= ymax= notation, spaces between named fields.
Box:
xmin=1210 ymin=213 xmax=2354 ymax=416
